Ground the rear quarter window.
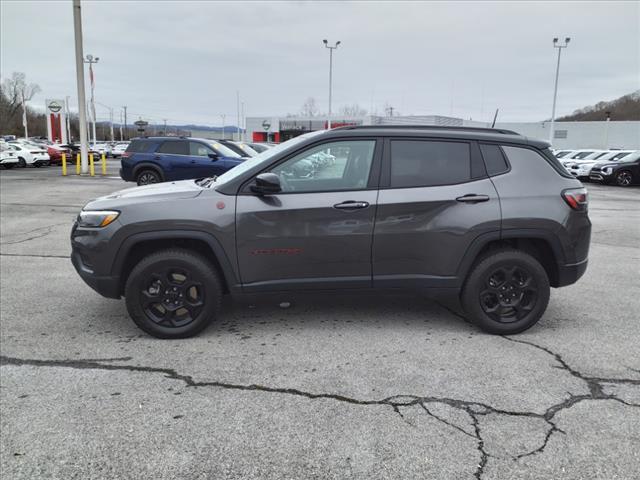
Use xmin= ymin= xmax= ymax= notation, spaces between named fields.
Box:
xmin=479 ymin=144 xmax=509 ymax=176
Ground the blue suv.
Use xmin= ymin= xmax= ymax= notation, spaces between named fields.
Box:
xmin=120 ymin=137 xmax=245 ymax=185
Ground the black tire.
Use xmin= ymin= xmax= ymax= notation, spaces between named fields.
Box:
xmin=125 ymin=249 xmax=222 ymax=338
xmin=3 ymin=163 xmax=14 ymax=169
xmin=615 ymin=170 xmax=633 ymax=187
xmin=136 ymin=169 xmax=162 ymax=186
xmin=18 ymin=157 xmax=27 ymax=168
xmin=461 ymin=249 xmax=550 ymax=335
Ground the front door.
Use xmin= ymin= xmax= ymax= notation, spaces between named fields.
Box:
xmin=236 ymin=139 xmax=381 ymax=291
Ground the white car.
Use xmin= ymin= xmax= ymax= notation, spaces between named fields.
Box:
xmin=111 ymin=142 xmax=130 ymax=158
xmin=554 ymin=150 xmax=576 ymax=159
xmin=8 ymin=143 xmax=51 ymax=167
xmin=92 ymin=143 xmax=113 ymax=157
xmin=560 ymin=149 xmax=605 ymax=169
xmin=0 ymin=142 xmax=20 ymax=169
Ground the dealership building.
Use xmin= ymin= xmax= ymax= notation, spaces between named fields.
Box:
xmin=246 ymin=115 xmax=640 ymax=149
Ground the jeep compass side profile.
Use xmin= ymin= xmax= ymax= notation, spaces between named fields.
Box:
xmin=71 ymin=126 xmax=591 ymax=338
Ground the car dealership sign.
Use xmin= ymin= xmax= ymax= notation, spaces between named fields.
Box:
xmin=45 ymin=98 xmax=67 ymax=143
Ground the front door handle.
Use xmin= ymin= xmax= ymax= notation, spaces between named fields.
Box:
xmin=333 ymin=200 xmax=370 ymax=210
xmin=456 ymin=194 xmax=490 ymax=203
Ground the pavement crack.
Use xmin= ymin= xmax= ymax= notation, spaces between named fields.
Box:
xmin=2 ymin=350 xmax=638 ymax=478
xmin=0 ymin=252 xmax=70 ymax=259
xmin=0 ymin=224 xmax=61 ymax=245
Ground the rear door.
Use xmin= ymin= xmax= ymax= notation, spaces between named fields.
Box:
xmin=156 ymin=140 xmax=191 ymax=179
xmin=373 ymin=138 xmax=501 ymax=288
xmin=236 ymin=138 xmax=382 ymax=291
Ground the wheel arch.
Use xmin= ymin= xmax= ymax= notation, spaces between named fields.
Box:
xmin=132 ymin=162 xmax=165 ymax=182
xmin=113 ymin=230 xmax=239 ymax=296
xmin=458 ymin=230 xmax=564 ymax=288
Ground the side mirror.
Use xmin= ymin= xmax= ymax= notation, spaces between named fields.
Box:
xmin=208 ymin=152 xmax=219 ymax=161
xmin=250 ymin=173 xmax=281 ymax=195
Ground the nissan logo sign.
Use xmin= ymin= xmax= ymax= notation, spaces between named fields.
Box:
xmin=48 ymin=101 xmax=62 ymax=113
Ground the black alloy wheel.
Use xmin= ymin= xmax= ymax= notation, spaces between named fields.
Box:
xmin=615 ymin=170 xmax=633 ymax=187
xmin=137 ymin=169 xmax=161 ymax=186
xmin=480 ymin=265 xmax=538 ymax=323
xmin=125 ymin=249 xmax=222 ymax=338
xmin=461 ymin=249 xmax=550 ymax=335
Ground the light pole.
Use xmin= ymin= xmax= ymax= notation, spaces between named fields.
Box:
xmin=549 ymin=37 xmax=570 ymax=145
xmin=323 ymin=39 xmax=340 ymax=129
xmin=84 ymin=53 xmax=99 ymax=143
xmin=72 ymin=0 xmax=89 ymax=172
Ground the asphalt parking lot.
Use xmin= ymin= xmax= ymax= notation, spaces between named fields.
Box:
xmin=1 ymin=163 xmax=639 ymax=479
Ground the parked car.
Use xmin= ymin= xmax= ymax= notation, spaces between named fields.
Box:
xmin=71 ymin=125 xmax=591 ymax=339
xmin=46 ymin=144 xmax=72 ymax=164
xmin=247 ymin=142 xmax=273 ymax=153
xmin=568 ymin=150 xmax=634 ymax=180
xmin=111 ymin=142 xmax=130 ymax=158
xmin=92 ymin=143 xmax=113 ymax=157
xmin=0 ymin=142 xmax=20 ymax=169
xmin=219 ymin=139 xmax=257 ymax=158
xmin=561 ymin=149 xmax=607 ymax=168
xmin=8 ymin=143 xmax=50 ymax=167
xmin=590 ymin=150 xmax=640 ymax=186
xmin=119 ymin=137 xmax=245 ymax=185
xmin=554 ymin=150 xmax=576 ymax=159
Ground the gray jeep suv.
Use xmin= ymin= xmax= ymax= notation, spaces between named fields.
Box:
xmin=71 ymin=126 xmax=591 ymax=338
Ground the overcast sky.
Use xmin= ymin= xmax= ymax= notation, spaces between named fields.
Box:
xmin=1 ymin=0 xmax=638 ymax=126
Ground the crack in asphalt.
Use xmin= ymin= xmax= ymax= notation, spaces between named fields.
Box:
xmin=0 ymin=224 xmax=62 ymax=245
xmin=1 ymin=337 xmax=638 ymax=480
xmin=0 ymin=253 xmax=70 ymax=259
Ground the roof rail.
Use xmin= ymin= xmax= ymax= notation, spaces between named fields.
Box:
xmin=333 ymin=125 xmax=520 ymax=135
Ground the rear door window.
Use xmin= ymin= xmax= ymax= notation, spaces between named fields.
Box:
xmin=157 ymin=141 xmax=188 ymax=155
xmin=126 ymin=140 xmax=154 ymax=153
xmin=389 ymin=140 xmax=471 ymax=187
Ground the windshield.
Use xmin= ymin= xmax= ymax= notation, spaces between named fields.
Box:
xmin=609 ymin=151 xmax=632 ymax=161
xmin=204 ymin=140 xmax=242 ymax=158
xmin=214 ymin=131 xmax=325 ymax=185
xmin=555 ymin=151 xmax=572 ymax=158
xmin=572 ymin=151 xmax=595 ymax=159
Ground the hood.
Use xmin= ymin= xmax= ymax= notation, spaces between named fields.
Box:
xmin=83 ymin=179 xmax=204 ymax=210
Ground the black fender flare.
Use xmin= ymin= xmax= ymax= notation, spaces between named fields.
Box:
xmin=111 ymin=230 xmax=239 ymax=293
xmin=455 ymin=228 xmax=566 ymax=285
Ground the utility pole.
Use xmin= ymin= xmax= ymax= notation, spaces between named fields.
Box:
xmin=323 ymin=39 xmax=341 ymax=129
xmin=72 ymin=0 xmax=89 ymax=172
xmin=119 ymin=110 xmax=123 ymax=141
xmin=123 ymin=106 xmax=127 ymax=140
xmin=21 ymin=90 xmax=28 ymax=138
xmin=65 ymin=96 xmax=71 ymax=142
xmin=236 ymin=91 xmax=240 ymax=141
xmin=84 ymin=53 xmax=99 ymax=145
xmin=549 ymin=37 xmax=570 ymax=145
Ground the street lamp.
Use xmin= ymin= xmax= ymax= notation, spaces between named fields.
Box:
xmin=549 ymin=37 xmax=570 ymax=145
xmin=84 ymin=53 xmax=99 ymax=144
xmin=323 ymin=39 xmax=341 ymax=129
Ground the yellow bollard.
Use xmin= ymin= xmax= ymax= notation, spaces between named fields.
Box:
xmin=89 ymin=153 xmax=95 ymax=176
xmin=101 ymin=152 xmax=107 ymax=176
xmin=76 ymin=153 xmax=81 ymax=175
xmin=61 ymin=153 xmax=67 ymax=176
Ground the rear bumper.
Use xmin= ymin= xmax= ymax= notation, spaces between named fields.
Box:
xmin=71 ymin=250 xmax=121 ymax=298
xmin=556 ymin=258 xmax=588 ymax=287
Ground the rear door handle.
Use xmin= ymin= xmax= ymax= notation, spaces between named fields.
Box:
xmin=333 ymin=200 xmax=370 ymax=210
xmin=456 ymin=194 xmax=490 ymax=203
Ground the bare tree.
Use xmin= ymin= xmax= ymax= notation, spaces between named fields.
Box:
xmin=300 ymin=97 xmax=319 ymax=117
xmin=340 ymin=104 xmax=367 ymax=117
xmin=0 ymin=72 xmax=41 ymax=132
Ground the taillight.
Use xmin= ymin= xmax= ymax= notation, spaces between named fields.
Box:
xmin=562 ymin=187 xmax=588 ymax=211
xmin=122 ymin=152 xmax=131 ymax=158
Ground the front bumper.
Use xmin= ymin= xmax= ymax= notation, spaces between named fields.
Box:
xmin=71 ymin=249 xmax=121 ymax=298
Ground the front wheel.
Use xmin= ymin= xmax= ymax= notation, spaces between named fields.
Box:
xmin=125 ymin=249 xmax=222 ymax=338
xmin=461 ymin=249 xmax=550 ymax=335
xmin=615 ymin=170 xmax=633 ymax=187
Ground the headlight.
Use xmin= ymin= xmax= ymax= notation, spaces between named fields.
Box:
xmin=601 ymin=167 xmax=613 ymax=175
xmin=77 ymin=210 xmax=120 ymax=228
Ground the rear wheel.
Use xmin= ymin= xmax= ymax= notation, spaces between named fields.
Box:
xmin=615 ymin=170 xmax=633 ymax=187
xmin=125 ymin=249 xmax=222 ymax=338
xmin=461 ymin=249 xmax=550 ymax=335
xmin=136 ymin=169 xmax=161 ymax=186
xmin=18 ymin=157 xmax=27 ymax=168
